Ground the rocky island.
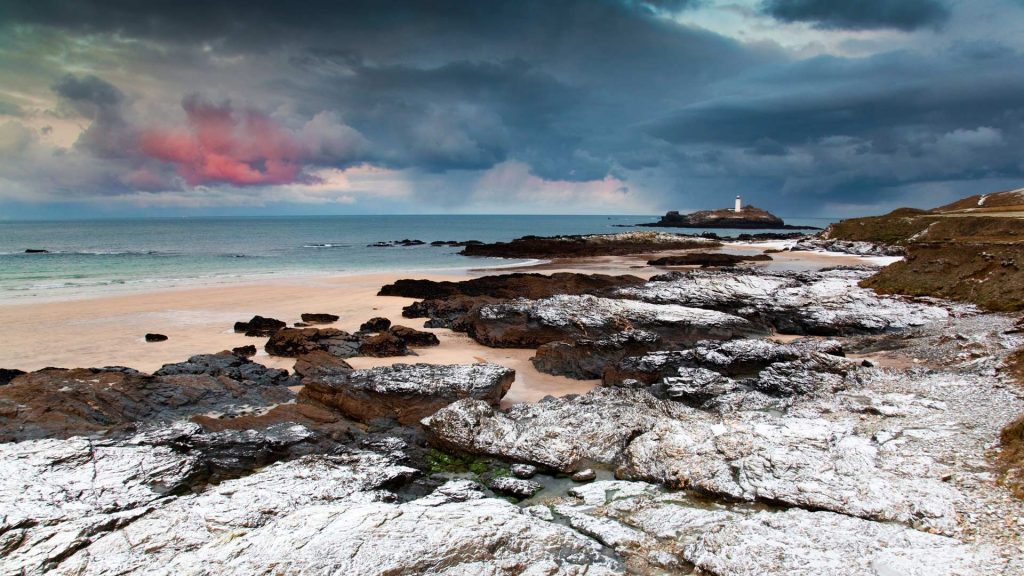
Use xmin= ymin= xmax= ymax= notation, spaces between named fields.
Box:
xmin=641 ymin=197 xmax=819 ymax=230
xmin=1 ymin=191 xmax=1023 ymax=575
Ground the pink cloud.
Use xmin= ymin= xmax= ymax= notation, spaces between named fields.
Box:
xmin=139 ymin=97 xmax=364 ymax=187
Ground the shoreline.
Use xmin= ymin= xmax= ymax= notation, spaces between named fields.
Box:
xmin=0 ymin=244 xmax=895 ymax=406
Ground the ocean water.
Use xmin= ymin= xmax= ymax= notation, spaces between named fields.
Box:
xmin=0 ymin=215 xmax=832 ymax=302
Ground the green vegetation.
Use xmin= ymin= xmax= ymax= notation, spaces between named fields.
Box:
xmin=425 ymin=449 xmax=510 ymax=481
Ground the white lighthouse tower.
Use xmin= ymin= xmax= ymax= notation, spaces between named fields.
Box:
xmin=734 ymin=195 xmax=742 ymax=213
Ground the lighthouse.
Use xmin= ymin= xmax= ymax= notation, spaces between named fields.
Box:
xmin=734 ymin=195 xmax=742 ymax=213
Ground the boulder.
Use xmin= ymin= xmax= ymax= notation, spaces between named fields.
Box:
xmin=301 ymin=313 xmax=340 ymax=324
xmin=265 ymin=327 xmax=360 ymax=357
xmin=231 ymin=344 xmax=257 ymax=357
xmin=532 ymin=330 xmax=662 ymax=379
xmin=511 ymin=463 xmax=537 ymax=479
xmin=144 ymin=333 xmax=168 ymax=342
xmin=300 ymin=362 xmax=515 ymax=425
xmin=359 ymin=317 xmax=391 ymax=332
xmin=489 ymin=476 xmax=542 ymax=499
xmin=389 ymin=325 xmax=440 ymax=347
xmin=233 ymin=315 xmax=287 ymax=337
xmin=463 ymin=294 xmax=765 ymax=348
xmin=358 ymin=331 xmax=410 ymax=357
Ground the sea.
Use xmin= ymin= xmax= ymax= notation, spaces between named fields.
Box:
xmin=0 ymin=215 xmax=833 ymax=302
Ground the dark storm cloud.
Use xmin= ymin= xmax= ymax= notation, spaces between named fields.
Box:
xmin=2 ymin=0 xmax=1023 ymax=216
xmin=52 ymin=74 xmax=135 ymax=158
xmin=761 ymin=0 xmax=950 ymax=30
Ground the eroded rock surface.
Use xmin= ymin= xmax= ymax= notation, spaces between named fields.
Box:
xmin=464 ymin=294 xmax=766 ymax=348
xmin=616 ymin=267 xmax=952 ymax=335
xmin=603 ymin=338 xmax=857 ymax=410
xmin=300 ymin=362 xmax=514 ymax=425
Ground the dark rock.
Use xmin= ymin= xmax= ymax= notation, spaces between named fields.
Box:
xmin=293 ymin=350 xmax=354 ymax=379
xmin=360 ymin=317 xmax=392 ymax=332
xmin=154 ymin=352 xmax=299 ymax=387
xmin=489 ymin=476 xmax=542 ymax=499
xmin=532 ymin=330 xmax=662 ymax=380
xmin=458 ymin=232 xmax=721 ymax=259
xmin=265 ymin=328 xmax=361 ymax=358
xmin=231 ymin=344 xmax=257 ymax=358
xmin=389 ymin=325 xmax=440 ymax=347
xmin=380 ymin=272 xmax=646 ymax=300
xmin=145 ymin=333 xmax=169 ymax=342
xmin=234 ymin=315 xmax=287 ymax=337
xmin=648 ymin=253 xmax=772 ymax=267
xmin=301 ymin=313 xmax=340 ymax=324
xmin=294 ymin=322 xmax=311 ymax=327
xmin=299 ymin=362 xmax=514 ymax=425
xmin=359 ymin=332 xmax=410 ymax=357
xmin=0 ymin=355 xmax=296 ymax=441
xmin=0 ymin=368 xmax=25 ymax=386
xmin=402 ymin=296 xmax=501 ymax=329
xmin=24 ymin=249 xmax=49 ymax=253
xmin=369 ymin=239 xmax=426 ymax=247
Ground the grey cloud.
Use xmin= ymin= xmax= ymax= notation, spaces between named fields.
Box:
xmin=52 ymin=74 xmax=134 ymax=158
xmin=761 ymin=0 xmax=950 ymax=30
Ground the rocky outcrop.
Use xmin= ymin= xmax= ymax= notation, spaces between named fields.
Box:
xmin=616 ymin=415 xmax=961 ymax=534
xmin=0 ymin=355 xmax=296 ymax=442
xmin=300 ymin=312 xmax=339 ymax=324
xmin=648 ymin=252 xmax=772 ymax=267
xmin=300 ymin=362 xmax=514 ymax=425
xmin=640 ymin=205 xmax=817 ymax=230
xmin=615 ymin=267 xmax=951 ymax=335
xmin=603 ymin=338 xmax=857 ymax=410
xmin=463 ymin=294 xmax=766 ymax=348
xmin=233 ymin=315 xmax=286 ymax=337
xmin=380 ymin=272 xmax=645 ymax=300
xmin=144 ymin=333 xmax=168 ymax=342
xmin=532 ymin=330 xmax=662 ymax=379
xmin=791 ymin=237 xmax=906 ymax=256
xmin=425 ymin=387 xmax=686 ymax=472
xmin=459 ymin=231 xmax=720 ymax=258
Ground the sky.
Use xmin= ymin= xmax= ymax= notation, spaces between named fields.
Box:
xmin=1 ymin=0 xmax=1023 ymax=219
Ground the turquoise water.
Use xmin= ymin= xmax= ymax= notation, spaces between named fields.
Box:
xmin=0 ymin=215 xmax=832 ymax=301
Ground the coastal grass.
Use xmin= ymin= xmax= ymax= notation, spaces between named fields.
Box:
xmin=826 ymin=211 xmax=1024 ymax=312
xmin=998 ymin=348 xmax=1024 ymax=499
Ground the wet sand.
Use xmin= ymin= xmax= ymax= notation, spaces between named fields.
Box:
xmin=0 ymin=244 xmax=895 ymax=405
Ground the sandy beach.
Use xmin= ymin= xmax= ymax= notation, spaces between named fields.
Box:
xmin=0 ymin=244 xmax=893 ymax=406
